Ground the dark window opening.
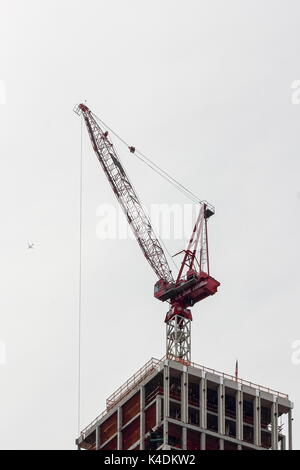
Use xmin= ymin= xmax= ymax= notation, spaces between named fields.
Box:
xmin=206 ymin=436 xmax=219 ymax=450
xmin=207 ymin=388 xmax=218 ymax=413
xmin=207 ymin=412 xmax=218 ymax=432
xmin=261 ymin=406 xmax=271 ymax=429
xmin=145 ymin=425 xmax=163 ymax=450
xmin=261 ymin=430 xmax=271 ymax=449
xmin=188 ymin=407 xmax=199 ymax=426
xmin=170 ymin=401 xmax=181 ymax=421
xmin=243 ymin=425 xmax=254 ymax=444
xmin=187 ymin=430 xmax=201 ymax=450
xmin=225 ymin=394 xmax=236 ymax=419
xmin=145 ymin=372 xmax=163 ymax=405
xmin=188 ymin=382 xmax=199 ymax=406
xmin=225 ymin=419 xmax=236 ymax=438
xmin=168 ymin=423 xmax=182 ymax=449
xmin=243 ymin=399 xmax=254 ymax=425
xmin=170 ymin=376 xmax=181 ymax=401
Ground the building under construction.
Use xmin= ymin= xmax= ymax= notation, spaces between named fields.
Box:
xmin=74 ymin=103 xmax=293 ymax=451
xmin=76 ymin=357 xmax=293 ymax=450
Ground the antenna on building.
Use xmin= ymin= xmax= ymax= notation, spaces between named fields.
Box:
xmin=235 ymin=359 xmax=239 ymax=380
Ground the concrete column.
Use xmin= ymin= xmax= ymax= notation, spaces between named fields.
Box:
xmin=163 ymin=363 xmax=170 ymax=446
xmin=281 ymin=435 xmax=286 ymax=451
xmin=288 ymin=409 xmax=293 ymax=450
xmin=117 ymin=406 xmax=122 ymax=450
xmin=200 ymin=375 xmax=207 ymax=429
xmin=219 ymin=438 xmax=224 ymax=450
xmin=218 ymin=381 xmax=225 ymax=435
xmin=95 ymin=425 xmax=100 ymax=450
xmin=200 ymin=432 xmax=206 ymax=450
xmin=236 ymin=388 xmax=243 ymax=441
xmin=181 ymin=367 xmax=188 ymax=423
xmin=140 ymin=386 xmax=145 ymax=450
xmin=254 ymin=394 xmax=261 ymax=447
xmin=197 ymin=379 xmax=201 ymax=426
xmin=271 ymin=400 xmax=278 ymax=450
xmin=182 ymin=427 xmax=187 ymax=450
xmin=156 ymin=396 xmax=162 ymax=427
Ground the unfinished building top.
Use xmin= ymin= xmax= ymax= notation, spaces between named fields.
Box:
xmin=79 ymin=356 xmax=289 ymax=440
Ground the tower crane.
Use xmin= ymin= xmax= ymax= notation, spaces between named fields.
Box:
xmin=74 ymin=103 xmax=220 ymax=363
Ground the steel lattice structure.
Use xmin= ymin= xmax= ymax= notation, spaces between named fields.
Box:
xmin=74 ymin=103 xmax=174 ymax=284
xmin=166 ymin=314 xmax=192 ymax=362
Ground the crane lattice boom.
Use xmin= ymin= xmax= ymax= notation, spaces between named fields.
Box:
xmin=74 ymin=103 xmax=174 ymax=283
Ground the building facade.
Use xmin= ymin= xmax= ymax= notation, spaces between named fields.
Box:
xmin=76 ymin=357 xmax=293 ymax=450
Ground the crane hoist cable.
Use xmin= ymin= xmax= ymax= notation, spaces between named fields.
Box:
xmin=90 ymin=111 xmax=208 ymax=206
xmin=94 ymin=118 xmax=180 ymax=273
xmin=77 ymin=114 xmax=83 ymax=436
xmin=89 ymin=110 xmax=181 ymax=273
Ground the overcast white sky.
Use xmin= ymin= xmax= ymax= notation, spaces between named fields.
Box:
xmin=0 ymin=0 xmax=299 ymax=450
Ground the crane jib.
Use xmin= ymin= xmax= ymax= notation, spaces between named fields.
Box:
xmin=77 ymin=103 xmax=174 ymax=284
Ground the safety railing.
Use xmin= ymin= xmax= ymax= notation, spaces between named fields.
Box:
xmin=79 ymin=408 xmax=107 ymax=440
xmin=106 ymin=357 xmax=161 ymax=410
xmin=186 ymin=358 xmax=289 ymax=399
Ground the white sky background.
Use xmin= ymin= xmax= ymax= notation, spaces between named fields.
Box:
xmin=0 ymin=0 xmax=299 ymax=449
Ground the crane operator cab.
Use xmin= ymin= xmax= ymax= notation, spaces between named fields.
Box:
xmin=154 ymin=279 xmax=172 ymax=301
